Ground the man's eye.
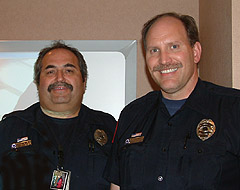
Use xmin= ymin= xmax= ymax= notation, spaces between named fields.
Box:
xmin=150 ymin=48 xmax=159 ymax=53
xmin=65 ymin=69 xmax=74 ymax=73
xmin=46 ymin=70 xmax=55 ymax=75
xmin=171 ymin=44 xmax=179 ymax=49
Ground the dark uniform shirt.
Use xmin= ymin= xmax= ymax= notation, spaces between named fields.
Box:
xmin=105 ymin=79 xmax=240 ymax=190
xmin=0 ymin=103 xmax=116 ymax=190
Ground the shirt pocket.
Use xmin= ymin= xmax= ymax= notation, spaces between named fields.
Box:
xmin=179 ymin=140 xmax=226 ymax=189
xmin=119 ymin=143 xmax=145 ymax=189
xmin=5 ymin=145 xmax=36 ymax=158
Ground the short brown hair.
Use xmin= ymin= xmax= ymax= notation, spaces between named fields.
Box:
xmin=34 ymin=40 xmax=88 ymax=86
xmin=142 ymin=12 xmax=200 ymax=50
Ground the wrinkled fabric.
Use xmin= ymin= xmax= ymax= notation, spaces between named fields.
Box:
xmin=0 ymin=103 xmax=116 ymax=190
xmin=105 ymin=79 xmax=240 ymax=190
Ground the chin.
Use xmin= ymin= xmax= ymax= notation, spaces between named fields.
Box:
xmin=160 ymin=83 xmax=180 ymax=93
xmin=51 ymin=97 xmax=71 ymax=104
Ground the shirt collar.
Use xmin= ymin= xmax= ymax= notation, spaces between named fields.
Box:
xmin=157 ymin=78 xmax=211 ymax=116
xmin=183 ymin=78 xmax=211 ymax=116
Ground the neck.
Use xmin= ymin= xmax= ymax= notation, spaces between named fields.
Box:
xmin=40 ymin=106 xmax=79 ymax=119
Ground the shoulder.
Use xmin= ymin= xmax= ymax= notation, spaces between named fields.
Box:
xmin=115 ymin=91 xmax=160 ymax=133
xmin=120 ymin=91 xmax=160 ymax=117
xmin=81 ymin=104 xmax=117 ymax=133
xmin=190 ymin=80 xmax=240 ymax=115
xmin=201 ymin=80 xmax=240 ymax=98
xmin=1 ymin=103 xmax=40 ymax=124
xmin=82 ymin=104 xmax=116 ymax=122
xmin=190 ymin=79 xmax=240 ymax=111
xmin=123 ymin=91 xmax=160 ymax=111
xmin=0 ymin=103 xmax=40 ymax=145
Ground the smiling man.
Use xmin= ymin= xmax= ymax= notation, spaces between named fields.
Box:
xmin=145 ymin=15 xmax=201 ymax=100
xmin=105 ymin=13 xmax=240 ymax=190
xmin=37 ymin=48 xmax=86 ymax=118
xmin=0 ymin=41 xmax=116 ymax=189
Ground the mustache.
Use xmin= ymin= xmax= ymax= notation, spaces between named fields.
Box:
xmin=153 ymin=62 xmax=183 ymax=72
xmin=47 ymin=82 xmax=73 ymax=92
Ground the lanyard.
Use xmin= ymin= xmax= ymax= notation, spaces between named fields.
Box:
xmin=42 ymin=114 xmax=79 ymax=169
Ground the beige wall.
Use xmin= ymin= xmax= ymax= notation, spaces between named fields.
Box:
xmin=199 ymin=0 xmax=232 ymax=87
xmin=0 ymin=0 xmax=199 ymax=98
xmin=232 ymin=0 xmax=240 ymax=89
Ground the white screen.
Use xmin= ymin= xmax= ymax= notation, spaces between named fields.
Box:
xmin=0 ymin=52 xmax=125 ymax=119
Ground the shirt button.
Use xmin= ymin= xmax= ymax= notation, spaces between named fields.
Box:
xmin=198 ymin=149 xmax=203 ymax=153
xmin=162 ymin=147 xmax=167 ymax=152
xmin=168 ymin=122 xmax=172 ymax=127
xmin=157 ymin=176 xmax=164 ymax=182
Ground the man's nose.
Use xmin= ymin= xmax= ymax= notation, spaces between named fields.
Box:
xmin=56 ymin=70 xmax=64 ymax=81
xmin=159 ymin=50 xmax=171 ymax=64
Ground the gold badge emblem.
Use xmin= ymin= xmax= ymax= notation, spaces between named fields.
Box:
xmin=196 ymin=119 xmax=216 ymax=141
xmin=94 ymin=129 xmax=108 ymax=146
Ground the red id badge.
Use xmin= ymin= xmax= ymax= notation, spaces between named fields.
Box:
xmin=50 ymin=169 xmax=71 ymax=190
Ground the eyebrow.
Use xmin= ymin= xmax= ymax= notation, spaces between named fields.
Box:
xmin=64 ymin=63 xmax=77 ymax=68
xmin=44 ymin=63 xmax=77 ymax=70
xmin=168 ymin=41 xmax=182 ymax=45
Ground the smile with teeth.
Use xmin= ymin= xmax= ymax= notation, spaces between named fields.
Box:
xmin=48 ymin=82 xmax=73 ymax=92
xmin=161 ymin=68 xmax=178 ymax=74
xmin=55 ymin=86 xmax=66 ymax=90
xmin=153 ymin=63 xmax=183 ymax=74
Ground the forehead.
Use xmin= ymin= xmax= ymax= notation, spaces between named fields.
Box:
xmin=146 ymin=16 xmax=188 ymax=43
xmin=42 ymin=48 xmax=79 ymax=67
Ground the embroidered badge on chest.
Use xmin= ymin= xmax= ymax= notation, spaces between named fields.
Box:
xmin=94 ymin=129 xmax=108 ymax=146
xmin=196 ymin=119 xmax=216 ymax=141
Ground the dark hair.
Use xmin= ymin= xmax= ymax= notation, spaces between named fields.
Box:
xmin=142 ymin=12 xmax=200 ymax=49
xmin=34 ymin=40 xmax=88 ymax=86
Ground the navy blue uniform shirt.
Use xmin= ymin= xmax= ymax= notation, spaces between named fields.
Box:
xmin=0 ymin=103 xmax=116 ymax=190
xmin=105 ymin=79 xmax=240 ymax=190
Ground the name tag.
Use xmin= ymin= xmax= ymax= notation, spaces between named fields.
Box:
xmin=125 ymin=136 xmax=144 ymax=145
xmin=11 ymin=140 xmax=32 ymax=149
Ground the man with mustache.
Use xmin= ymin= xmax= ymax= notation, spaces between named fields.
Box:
xmin=0 ymin=41 xmax=116 ymax=189
xmin=105 ymin=12 xmax=240 ymax=189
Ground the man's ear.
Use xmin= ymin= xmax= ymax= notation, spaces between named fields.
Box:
xmin=83 ymin=79 xmax=87 ymax=94
xmin=193 ymin=42 xmax=202 ymax=64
